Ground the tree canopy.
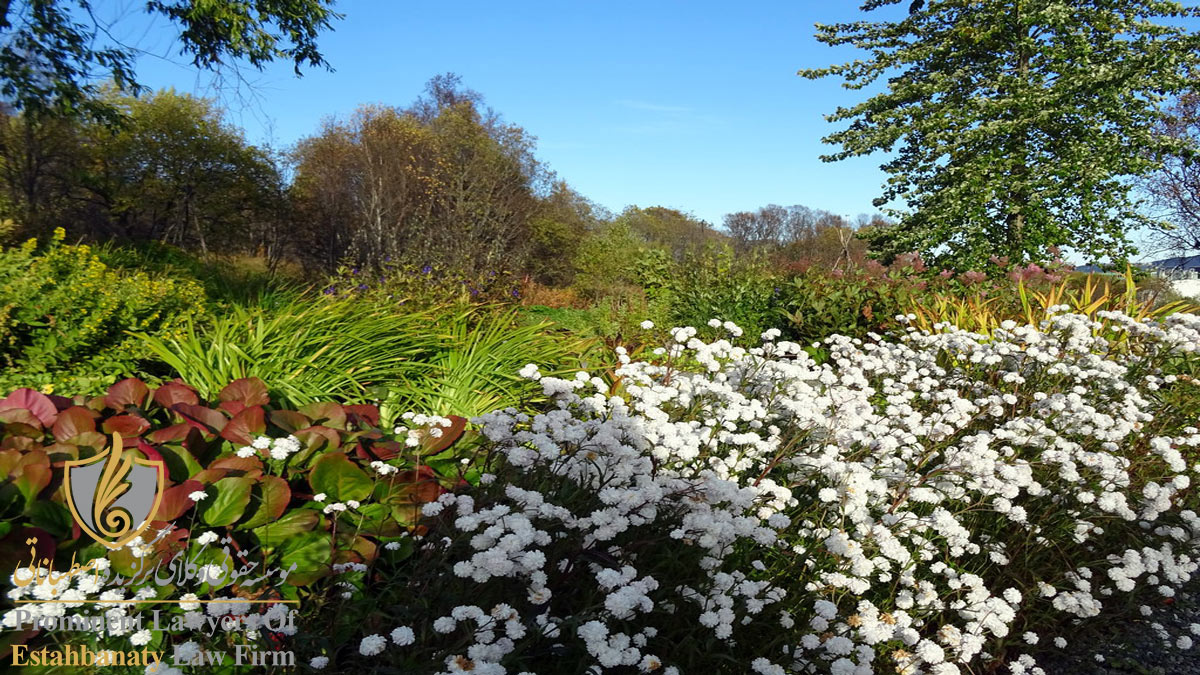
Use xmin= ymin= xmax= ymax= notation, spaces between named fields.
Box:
xmin=0 ymin=0 xmax=340 ymax=120
xmin=801 ymin=0 xmax=1200 ymax=268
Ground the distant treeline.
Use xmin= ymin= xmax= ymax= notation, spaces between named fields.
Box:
xmin=0 ymin=74 xmax=886 ymax=284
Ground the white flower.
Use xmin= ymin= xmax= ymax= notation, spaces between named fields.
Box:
xmin=359 ymin=634 xmax=386 ymax=656
xmin=640 ymin=320 xmax=654 ymax=329
xmin=195 ymin=531 xmax=219 ymax=546
xmin=313 ymin=493 xmax=327 ymax=502
xmin=310 ymin=656 xmax=329 ymax=669
xmin=188 ymin=491 xmax=208 ymax=502
xmin=391 ymin=626 xmax=415 ymax=646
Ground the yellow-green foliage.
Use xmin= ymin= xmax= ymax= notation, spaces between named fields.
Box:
xmin=0 ymin=228 xmax=206 ymax=394
xmin=908 ymin=268 xmax=1197 ymax=345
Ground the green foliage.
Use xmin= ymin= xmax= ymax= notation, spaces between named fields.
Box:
xmin=133 ymin=298 xmax=439 ymax=408
xmin=0 ymin=228 xmax=205 ymax=395
xmin=386 ymin=308 xmax=595 ymax=418
xmin=0 ymin=376 xmax=460 ymax=604
xmin=666 ymin=243 xmax=782 ymax=341
xmin=135 ymin=298 xmax=593 ymax=421
xmin=0 ymin=0 xmax=340 ymax=121
xmin=94 ymin=240 xmax=302 ymax=310
xmin=571 ymin=220 xmax=646 ymax=301
xmin=322 ymin=260 xmax=522 ymax=308
xmin=801 ymin=0 xmax=1200 ymax=267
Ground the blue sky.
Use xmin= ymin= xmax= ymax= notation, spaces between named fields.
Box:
xmin=109 ymin=1 xmax=902 ymax=228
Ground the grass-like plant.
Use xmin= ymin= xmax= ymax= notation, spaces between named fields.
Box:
xmin=134 ymin=298 xmax=440 ymax=407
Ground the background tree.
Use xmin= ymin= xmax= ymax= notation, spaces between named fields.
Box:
xmin=527 ymin=181 xmax=608 ymax=286
xmin=1144 ymin=89 xmax=1200 ymax=256
xmin=90 ymin=90 xmax=284 ymax=253
xmin=0 ymin=0 xmax=340 ymax=120
xmin=801 ymin=0 xmax=1200 ymax=268
xmin=291 ymin=75 xmax=549 ymax=276
xmin=615 ymin=205 xmax=714 ymax=258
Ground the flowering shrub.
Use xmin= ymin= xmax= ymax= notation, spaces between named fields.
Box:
xmin=5 ymin=311 xmax=1200 ymax=674
xmin=287 ymin=310 xmax=1199 ymax=673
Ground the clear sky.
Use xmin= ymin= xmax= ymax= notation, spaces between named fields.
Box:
xmin=106 ymin=1 xmax=903 ymax=229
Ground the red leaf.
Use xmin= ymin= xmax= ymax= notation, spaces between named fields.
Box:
xmin=421 ymin=415 xmax=467 ymax=453
xmin=219 ymin=400 xmax=247 ymax=416
xmin=219 ymin=378 xmax=270 ymax=407
xmin=0 ymin=388 xmax=57 ymax=427
xmin=148 ymin=423 xmax=193 ymax=444
xmin=0 ymin=526 xmax=56 ymax=579
xmin=153 ymin=382 xmax=199 ymax=408
xmin=0 ymin=407 xmax=43 ymax=430
xmin=270 ymin=409 xmax=310 ymax=433
xmin=171 ymin=403 xmax=228 ymax=434
xmin=210 ymin=455 xmax=264 ymax=473
xmin=191 ymin=468 xmax=229 ymax=485
xmin=51 ymin=406 xmax=97 ymax=441
xmin=298 ymin=402 xmax=346 ymax=429
xmin=102 ymin=414 xmax=151 ymax=437
xmin=220 ymin=406 xmax=266 ymax=446
xmin=135 ymin=438 xmax=164 ymax=463
xmin=104 ymin=378 xmax=150 ymax=409
xmin=157 ymin=479 xmax=204 ymax=521
xmin=296 ymin=425 xmax=342 ymax=451
xmin=345 ymin=404 xmax=381 ymax=427
xmin=47 ymin=394 xmax=73 ymax=411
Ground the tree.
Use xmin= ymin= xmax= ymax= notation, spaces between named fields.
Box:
xmin=0 ymin=0 xmax=340 ymax=120
xmin=800 ymin=0 xmax=1200 ymax=268
xmin=90 ymin=90 xmax=285 ymax=254
xmin=616 ymin=205 xmax=714 ymax=257
xmin=1144 ymin=90 xmax=1200 ymax=254
xmin=291 ymin=75 xmax=550 ymax=275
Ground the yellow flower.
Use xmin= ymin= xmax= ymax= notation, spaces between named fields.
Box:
xmin=40 ymin=383 xmax=54 ymax=394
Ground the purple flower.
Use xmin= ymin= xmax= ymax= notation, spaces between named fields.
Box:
xmin=357 ymin=283 xmax=368 ymax=291
xmin=351 ymin=267 xmax=360 ymax=275
xmin=323 ymin=286 xmax=336 ymax=295
xmin=421 ymin=265 xmax=433 ymax=275
xmin=511 ymin=288 xmax=520 ymax=298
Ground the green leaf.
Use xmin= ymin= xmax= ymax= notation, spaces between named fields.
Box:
xmin=238 ymin=476 xmax=291 ymax=530
xmin=198 ymin=476 xmax=253 ymax=527
xmin=276 ymin=530 xmax=331 ymax=584
xmin=252 ymin=509 xmax=320 ymax=547
xmin=308 ymin=453 xmax=372 ymax=502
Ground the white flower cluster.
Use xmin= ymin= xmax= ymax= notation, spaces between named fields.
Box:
xmin=337 ymin=312 xmax=1200 ymax=673
xmin=234 ymin=434 xmax=300 ymax=461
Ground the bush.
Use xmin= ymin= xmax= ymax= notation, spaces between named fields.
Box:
xmin=299 ymin=311 xmax=1199 ymax=674
xmin=321 ymin=261 xmax=523 ymax=308
xmin=0 ymin=377 xmax=465 ymax=665
xmin=0 ymin=229 xmax=206 ymax=395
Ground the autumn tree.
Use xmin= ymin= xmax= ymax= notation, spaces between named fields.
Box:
xmin=801 ymin=0 xmax=1200 ymax=268
xmin=291 ymin=75 xmax=550 ymax=275
xmin=1144 ymin=90 xmax=1200 ymax=255
xmin=615 ymin=205 xmax=714 ymax=258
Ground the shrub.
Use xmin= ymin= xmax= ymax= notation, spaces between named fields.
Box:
xmin=321 ymin=261 xmax=524 ymax=307
xmin=0 ymin=229 xmax=206 ymax=395
xmin=0 ymin=377 xmax=466 ymax=667
xmin=660 ymin=244 xmax=782 ymax=342
xmin=298 ymin=311 xmax=1199 ymax=674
